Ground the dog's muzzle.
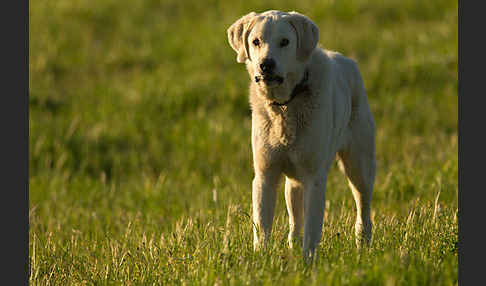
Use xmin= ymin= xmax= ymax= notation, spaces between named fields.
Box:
xmin=254 ymin=74 xmax=284 ymax=85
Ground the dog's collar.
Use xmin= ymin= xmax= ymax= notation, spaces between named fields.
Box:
xmin=271 ymin=70 xmax=309 ymax=106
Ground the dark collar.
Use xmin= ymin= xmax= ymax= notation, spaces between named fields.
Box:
xmin=271 ymin=70 xmax=309 ymax=106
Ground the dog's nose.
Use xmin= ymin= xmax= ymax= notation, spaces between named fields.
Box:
xmin=259 ymin=58 xmax=275 ymax=73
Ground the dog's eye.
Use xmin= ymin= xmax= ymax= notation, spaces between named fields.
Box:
xmin=252 ymin=39 xmax=260 ymax=46
xmin=280 ymin=38 xmax=289 ymax=47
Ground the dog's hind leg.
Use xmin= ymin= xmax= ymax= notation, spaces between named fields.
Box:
xmin=284 ymin=177 xmax=304 ymax=249
xmin=338 ymin=118 xmax=376 ymax=248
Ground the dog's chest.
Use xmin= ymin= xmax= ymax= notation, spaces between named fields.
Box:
xmin=267 ymin=106 xmax=297 ymax=146
xmin=264 ymin=99 xmax=316 ymax=147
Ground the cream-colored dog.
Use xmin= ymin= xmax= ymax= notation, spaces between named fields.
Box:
xmin=227 ymin=10 xmax=376 ymax=260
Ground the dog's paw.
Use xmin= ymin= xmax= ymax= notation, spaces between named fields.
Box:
xmin=354 ymin=220 xmax=372 ymax=249
xmin=288 ymin=235 xmax=302 ymax=250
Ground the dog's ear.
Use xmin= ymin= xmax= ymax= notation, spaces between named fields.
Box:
xmin=287 ymin=12 xmax=319 ymax=61
xmin=227 ymin=12 xmax=258 ymax=63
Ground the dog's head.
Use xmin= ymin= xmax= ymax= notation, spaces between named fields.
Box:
xmin=227 ymin=10 xmax=319 ymax=103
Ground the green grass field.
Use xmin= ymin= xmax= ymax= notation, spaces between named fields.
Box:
xmin=29 ymin=0 xmax=458 ymax=285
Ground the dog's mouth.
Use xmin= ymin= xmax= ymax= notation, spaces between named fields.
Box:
xmin=255 ymin=74 xmax=284 ymax=86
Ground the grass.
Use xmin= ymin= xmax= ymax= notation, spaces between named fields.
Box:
xmin=29 ymin=0 xmax=457 ymax=285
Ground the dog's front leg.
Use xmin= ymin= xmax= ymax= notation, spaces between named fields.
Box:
xmin=285 ymin=177 xmax=304 ymax=249
xmin=302 ymin=172 xmax=328 ymax=261
xmin=252 ymin=173 xmax=280 ymax=251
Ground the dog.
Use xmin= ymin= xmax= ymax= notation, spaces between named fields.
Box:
xmin=227 ymin=10 xmax=376 ymax=260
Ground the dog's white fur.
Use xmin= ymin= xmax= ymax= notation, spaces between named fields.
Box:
xmin=227 ymin=10 xmax=376 ymax=260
